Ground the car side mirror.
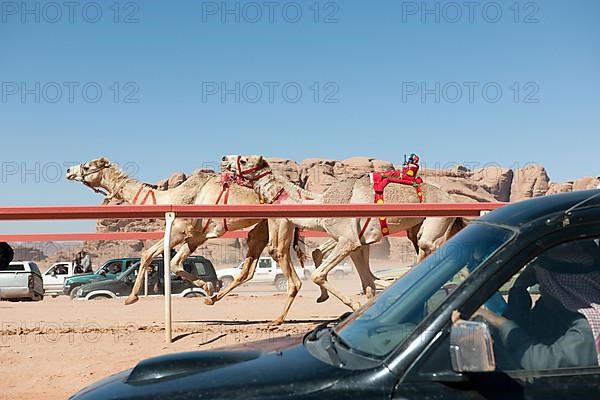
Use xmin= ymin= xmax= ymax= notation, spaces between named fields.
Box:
xmin=450 ymin=320 xmax=496 ymax=373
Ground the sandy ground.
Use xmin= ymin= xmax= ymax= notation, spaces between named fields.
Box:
xmin=0 ymin=275 xmax=377 ymax=400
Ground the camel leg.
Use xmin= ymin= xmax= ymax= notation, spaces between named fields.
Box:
xmin=312 ymin=239 xmax=338 ymax=303
xmin=169 ymin=233 xmax=214 ymax=296
xmin=203 ymin=220 xmax=269 ymax=305
xmin=416 ymin=217 xmax=457 ymax=263
xmin=312 ymin=239 xmax=337 ymax=266
xmin=268 ymin=220 xmax=302 ymax=325
xmin=406 ymin=223 xmax=422 ymax=254
xmin=124 ymin=227 xmax=186 ymax=305
xmin=349 ymin=245 xmax=376 ymax=298
xmin=311 ymin=237 xmax=362 ymax=310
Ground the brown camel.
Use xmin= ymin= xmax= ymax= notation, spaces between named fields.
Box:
xmin=222 ymin=155 xmax=464 ymax=310
xmin=66 ymin=157 xmax=303 ymax=323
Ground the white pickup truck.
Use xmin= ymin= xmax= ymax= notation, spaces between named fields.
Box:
xmin=42 ymin=261 xmax=88 ymax=296
xmin=218 ymin=257 xmax=354 ymax=291
xmin=0 ymin=261 xmax=44 ymax=301
xmin=217 ymin=257 xmax=308 ymax=292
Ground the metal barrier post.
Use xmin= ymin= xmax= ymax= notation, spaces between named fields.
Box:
xmin=163 ymin=211 xmax=175 ymax=344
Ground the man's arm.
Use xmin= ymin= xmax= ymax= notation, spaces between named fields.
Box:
xmin=498 ymin=317 xmax=597 ymax=370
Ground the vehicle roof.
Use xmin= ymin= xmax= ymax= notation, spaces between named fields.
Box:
xmin=105 ymin=257 xmax=141 ymax=261
xmin=480 ymin=189 xmax=600 ymax=227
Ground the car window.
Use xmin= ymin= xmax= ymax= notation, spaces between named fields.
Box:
xmin=468 ymin=236 xmax=600 ymax=371
xmin=106 ymin=261 xmax=122 ymax=274
xmin=258 ymin=259 xmax=271 ymax=269
xmin=5 ymin=263 xmax=25 ymax=271
xmin=194 ymin=262 xmax=208 ymax=276
xmin=54 ymin=264 xmax=69 ymax=275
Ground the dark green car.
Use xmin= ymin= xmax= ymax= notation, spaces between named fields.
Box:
xmin=73 ymin=256 xmax=221 ymax=300
xmin=63 ymin=257 xmax=140 ymax=298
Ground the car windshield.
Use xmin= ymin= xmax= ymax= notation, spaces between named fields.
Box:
xmin=333 ymin=223 xmax=514 ymax=358
xmin=117 ymin=263 xmax=139 ymax=280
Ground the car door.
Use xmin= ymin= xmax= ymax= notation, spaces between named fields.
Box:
xmin=254 ymin=258 xmax=274 ymax=283
xmin=29 ymin=263 xmax=44 ymax=295
xmin=43 ymin=263 xmax=69 ymax=292
xmin=170 ymin=260 xmax=195 ymax=294
xmin=396 ymin=230 xmax=600 ymax=400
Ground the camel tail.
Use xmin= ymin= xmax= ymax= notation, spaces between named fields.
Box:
xmin=293 ymin=227 xmax=307 ymax=268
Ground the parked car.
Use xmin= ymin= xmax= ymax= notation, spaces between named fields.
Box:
xmin=303 ymin=259 xmax=354 ymax=279
xmin=218 ymin=256 xmax=308 ymax=292
xmin=0 ymin=261 xmax=44 ymax=301
xmin=42 ymin=261 xmax=89 ymax=296
xmin=71 ymin=190 xmax=600 ymax=400
xmin=63 ymin=257 xmax=140 ymax=298
xmin=73 ymin=256 xmax=221 ymax=300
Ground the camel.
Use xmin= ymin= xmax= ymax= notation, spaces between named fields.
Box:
xmin=222 ymin=155 xmax=464 ymax=310
xmin=65 ymin=157 xmax=304 ymax=323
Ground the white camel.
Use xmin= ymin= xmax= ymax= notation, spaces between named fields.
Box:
xmin=222 ymin=155 xmax=464 ymax=310
xmin=66 ymin=157 xmax=304 ymax=324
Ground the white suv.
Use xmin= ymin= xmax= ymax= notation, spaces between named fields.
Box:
xmin=218 ymin=257 xmax=308 ymax=292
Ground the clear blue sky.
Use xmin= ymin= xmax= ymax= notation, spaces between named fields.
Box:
xmin=1 ymin=0 xmax=599 ymax=233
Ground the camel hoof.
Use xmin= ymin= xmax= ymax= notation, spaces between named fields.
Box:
xmin=124 ymin=296 xmax=139 ymax=305
xmin=193 ymin=280 xmax=214 ymax=297
xmin=366 ymin=287 xmax=375 ymax=299
xmin=205 ymin=282 xmax=214 ymax=297
xmin=203 ymin=295 xmax=217 ymax=306
xmin=316 ymin=294 xmax=329 ymax=303
xmin=268 ymin=319 xmax=284 ymax=327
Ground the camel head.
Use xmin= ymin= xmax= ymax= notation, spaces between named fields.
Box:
xmin=221 ymin=155 xmax=270 ymax=182
xmin=66 ymin=157 xmax=113 ymax=188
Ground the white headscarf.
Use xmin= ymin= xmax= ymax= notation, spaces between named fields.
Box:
xmin=534 ymin=240 xmax=600 ymax=364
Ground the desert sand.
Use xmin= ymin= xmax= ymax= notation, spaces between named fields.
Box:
xmin=0 ymin=277 xmax=368 ymax=400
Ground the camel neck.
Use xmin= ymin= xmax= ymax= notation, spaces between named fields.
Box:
xmin=99 ymin=168 xmax=150 ymax=204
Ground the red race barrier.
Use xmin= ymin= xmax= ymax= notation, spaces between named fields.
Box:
xmin=0 ymin=202 xmax=505 ymax=221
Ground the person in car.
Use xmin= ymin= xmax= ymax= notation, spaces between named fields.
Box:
xmin=0 ymin=242 xmax=14 ymax=270
xmin=146 ymin=264 xmax=161 ymax=293
xmin=473 ymin=239 xmax=600 ymax=370
xmin=111 ymin=263 xmax=121 ymax=274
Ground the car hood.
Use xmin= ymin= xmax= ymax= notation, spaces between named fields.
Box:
xmin=70 ymin=338 xmax=355 ymax=400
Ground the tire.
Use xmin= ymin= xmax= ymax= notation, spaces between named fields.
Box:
xmin=183 ymin=292 xmax=205 ymax=298
xmin=221 ymin=276 xmax=234 ymax=288
xmin=334 ymin=270 xmax=345 ymax=280
xmin=89 ymin=294 xmax=112 ymax=300
xmin=69 ymin=286 xmax=80 ymax=299
xmin=274 ymin=276 xmax=287 ymax=292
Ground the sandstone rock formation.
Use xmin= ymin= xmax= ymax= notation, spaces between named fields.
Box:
xmin=510 ymin=164 xmax=550 ymax=202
